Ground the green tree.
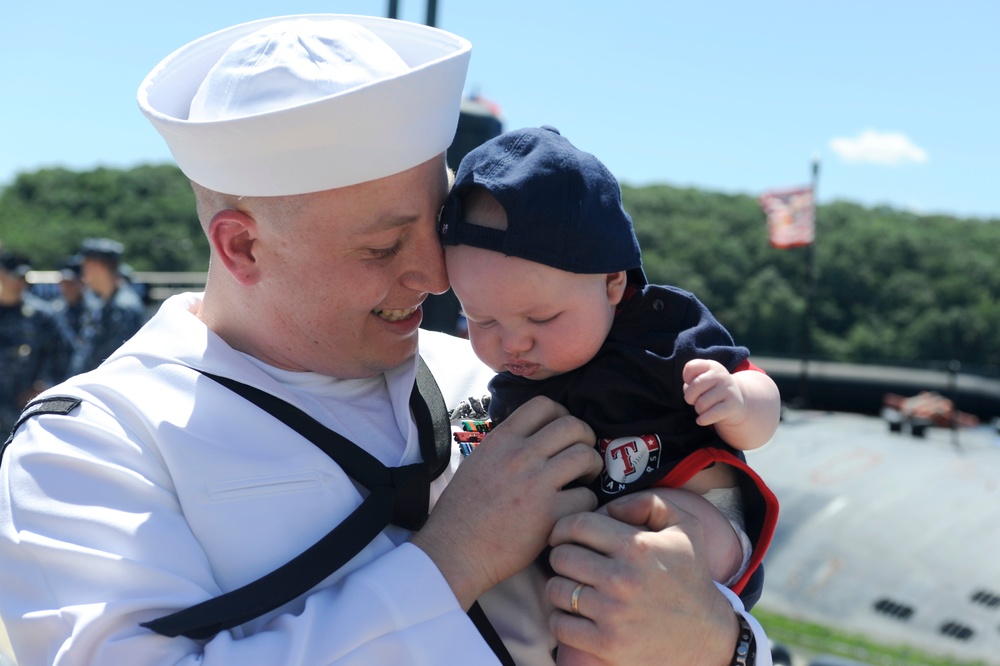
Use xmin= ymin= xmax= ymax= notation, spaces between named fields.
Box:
xmin=0 ymin=165 xmax=206 ymax=272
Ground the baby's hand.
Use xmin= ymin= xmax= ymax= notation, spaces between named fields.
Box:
xmin=682 ymin=359 xmax=745 ymax=428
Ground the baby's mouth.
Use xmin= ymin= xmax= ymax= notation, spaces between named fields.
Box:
xmin=505 ymin=362 xmax=539 ymax=377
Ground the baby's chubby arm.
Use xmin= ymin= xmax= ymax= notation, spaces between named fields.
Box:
xmin=682 ymin=359 xmax=781 ymax=451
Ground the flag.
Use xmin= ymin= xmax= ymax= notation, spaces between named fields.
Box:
xmin=759 ymin=186 xmax=815 ymax=249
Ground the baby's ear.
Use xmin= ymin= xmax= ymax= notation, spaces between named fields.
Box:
xmin=606 ymin=271 xmax=628 ymax=305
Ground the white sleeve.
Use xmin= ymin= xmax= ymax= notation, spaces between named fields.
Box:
xmin=718 ymin=584 xmax=772 ymax=666
xmin=0 ymin=405 xmax=499 ymax=666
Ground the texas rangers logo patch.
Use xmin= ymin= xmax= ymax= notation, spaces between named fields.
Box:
xmin=598 ymin=434 xmax=662 ymax=495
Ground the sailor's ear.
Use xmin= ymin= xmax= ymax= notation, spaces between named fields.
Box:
xmin=207 ymin=209 xmax=260 ymax=286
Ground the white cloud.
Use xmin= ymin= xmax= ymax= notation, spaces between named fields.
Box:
xmin=829 ymin=129 xmax=929 ymax=166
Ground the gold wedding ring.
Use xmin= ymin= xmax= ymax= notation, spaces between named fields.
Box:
xmin=570 ymin=582 xmax=586 ymax=616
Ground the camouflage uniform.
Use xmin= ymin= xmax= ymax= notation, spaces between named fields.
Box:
xmin=67 ymin=282 xmax=146 ymax=377
xmin=50 ymin=290 xmax=95 ymax=382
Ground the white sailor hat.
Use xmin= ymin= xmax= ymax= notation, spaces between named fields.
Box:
xmin=138 ymin=14 xmax=471 ymax=196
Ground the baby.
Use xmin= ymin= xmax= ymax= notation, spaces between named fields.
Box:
xmin=440 ymin=126 xmax=780 ymax=664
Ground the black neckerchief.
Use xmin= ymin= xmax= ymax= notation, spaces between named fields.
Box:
xmin=137 ymin=358 xmax=513 ymax=664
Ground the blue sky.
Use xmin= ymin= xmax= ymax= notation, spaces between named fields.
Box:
xmin=2 ymin=0 xmax=998 ymax=219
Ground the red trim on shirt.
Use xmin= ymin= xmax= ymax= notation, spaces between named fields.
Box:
xmin=649 ymin=448 xmax=778 ymax=596
xmin=735 ymin=359 xmax=765 ymax=373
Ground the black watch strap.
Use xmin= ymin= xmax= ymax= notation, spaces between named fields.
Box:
xmin=732 ymin=612 xmax=756 ymax=666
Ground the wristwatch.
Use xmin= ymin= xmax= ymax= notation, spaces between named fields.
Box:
xmin=732 ymin=612 xmax=757 ymax=666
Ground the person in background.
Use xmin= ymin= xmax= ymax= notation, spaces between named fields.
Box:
xmin=0 ymin=15 xmax=770 ymax=666
xmin=67 ymin=237 xmax=146 ymax=376
xmin=0 ymin=250 xmax=61 ymax=435
xmin=49 ymin=254 xmax=90 ymax=381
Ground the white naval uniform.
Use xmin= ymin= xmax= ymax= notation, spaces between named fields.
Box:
xmin=0 ymin=293 xmax=767 ymax=665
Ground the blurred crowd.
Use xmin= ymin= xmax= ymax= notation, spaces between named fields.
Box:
xmin=0 ymin=238 xmax=146 ymax=436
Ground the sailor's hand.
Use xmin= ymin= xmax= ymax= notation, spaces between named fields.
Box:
xmin=412 ymin=396 xmax=601 ymax=609
xmin=547 ymin=491 xmax=740 ymax=666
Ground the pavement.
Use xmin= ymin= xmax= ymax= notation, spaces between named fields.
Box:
xmin=748 ymin=408 xmax=1000 ymax=665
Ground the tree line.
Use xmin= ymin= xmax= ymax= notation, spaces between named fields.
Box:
xmin=2 ymin=165 xmax=998 ymax=373
xmin=623 ymin=184 xmax=1000 ymax=374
